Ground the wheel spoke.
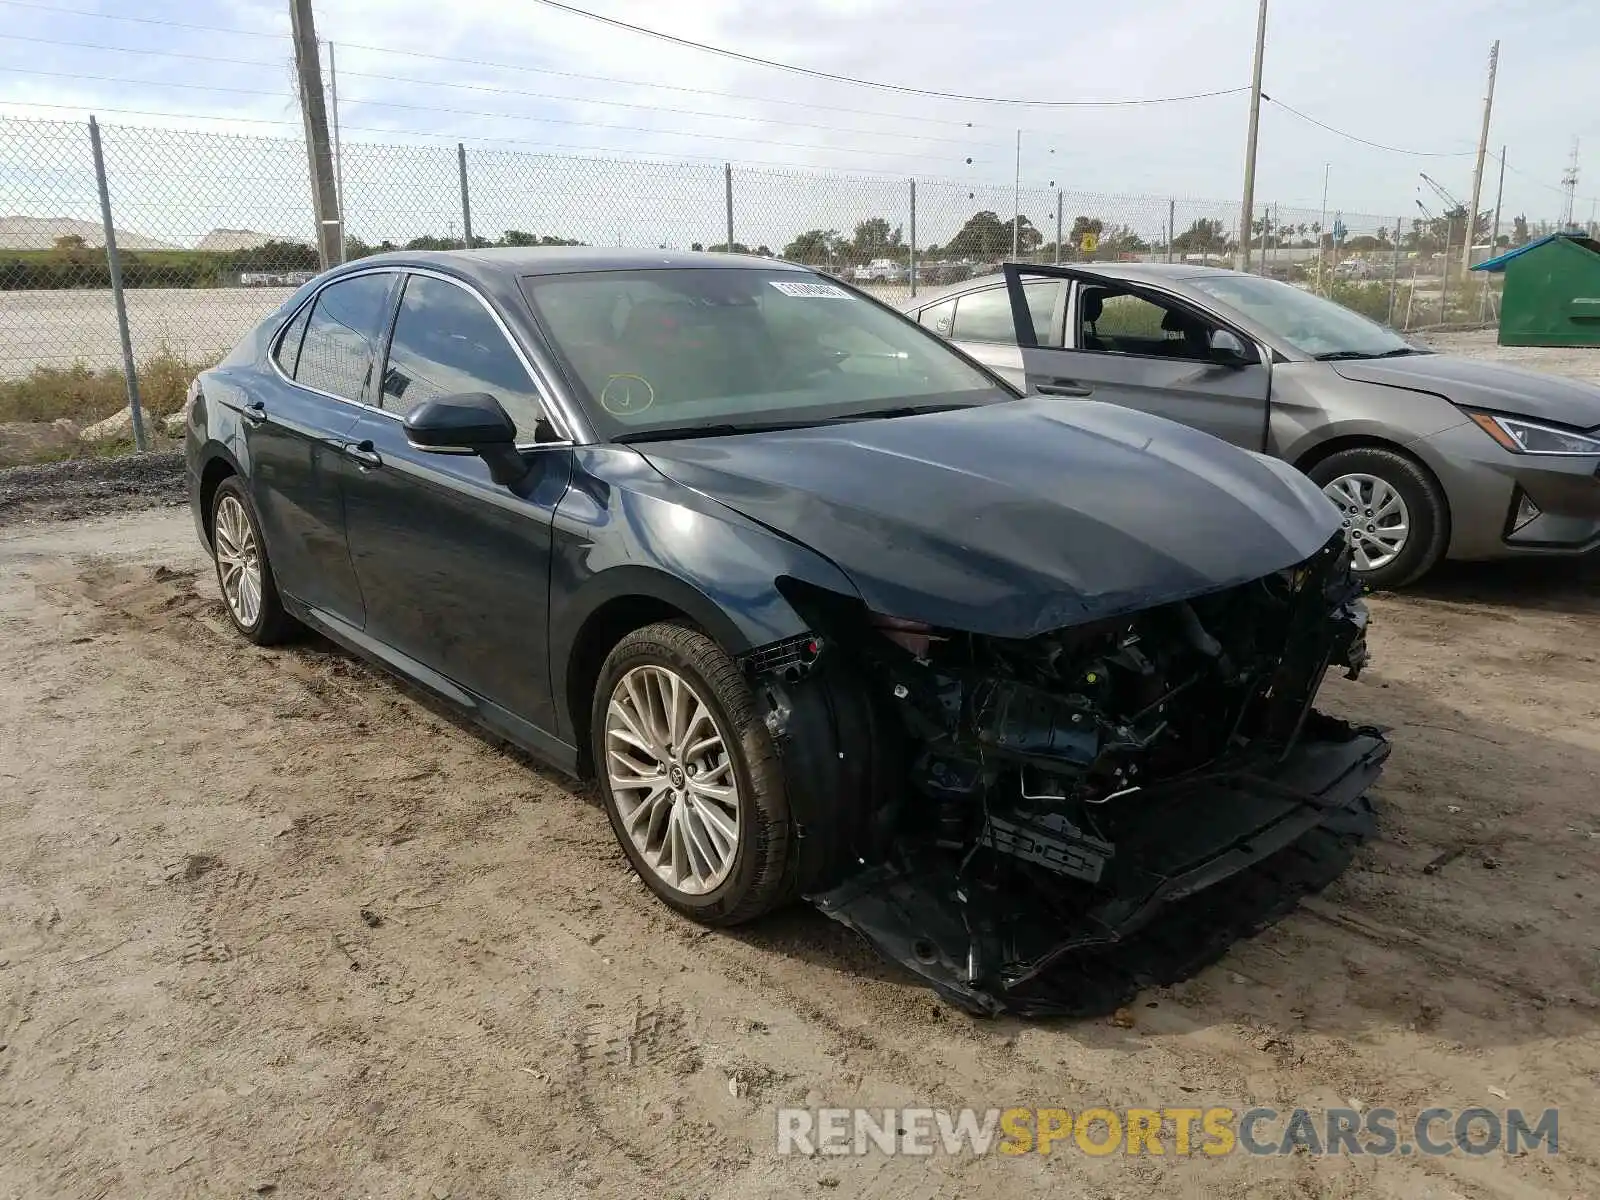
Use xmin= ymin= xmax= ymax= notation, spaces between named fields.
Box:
xmin=690 ymin=793 xmax=738 ymax=853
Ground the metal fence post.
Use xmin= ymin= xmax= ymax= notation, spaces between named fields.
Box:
xmin=1167 ymin=199 xmax=1176 ymax=263
xmin=457 ymin=142 xmax=473 ymax=249
xmin=908 ymin=178 xmax=917 ymax=297
xmin=724 ymin=163 xmax=734 ymax=251
xmin=88 ymin=116 xmax=147 ymax=453
xmin=1054 ymin=191 xmax=1063 ymax=264
xmin=1388 ymin=217 xmax=1403 ymax=325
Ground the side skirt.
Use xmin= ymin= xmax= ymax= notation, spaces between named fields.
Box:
xmin=284 ymin=596 xmax=581 ymax=777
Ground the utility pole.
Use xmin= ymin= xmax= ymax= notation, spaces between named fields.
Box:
xmin=289 ymin=0 xmax=341 ymax=270
xmin=1317 ymin=163 xmax=1329 ymax=293
xmin=328 ymin=40 xmax=344 ymax=262
xmin=1012 ymin=129 xmax=1021 ymax=259
xmin=1560 ymin=139 xmax=1580 ymax=228
xmin=1237 ymin=0 xmax=1269 ymax=272
xmin=1461 ymin=40 xmax=1499 ymax=275
xmin=1489 ymin=146 xmax=1506 ymax=252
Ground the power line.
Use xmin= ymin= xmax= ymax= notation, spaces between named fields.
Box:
xmin=0 ymin=0 xmax=287 ymax=39
xmin=0 ymin=67 xmax=1003 ymax=165
xmin=0 ymin=33 xmax=1002 ymax=148
xmin=0 ymin=100 xmax=979 ymax=180
xmin=524 ymin=0 xmax=1249 ymax=108
xmin=1264 ymin=96 xmax=1474 ymax=157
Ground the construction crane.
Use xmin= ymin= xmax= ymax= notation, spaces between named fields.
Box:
xmin=1419 ymin=172 xmax=1466 ymax=213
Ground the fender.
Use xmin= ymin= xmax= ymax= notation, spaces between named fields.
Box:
xmin=548 ymin=446 xmax=864 ymax=742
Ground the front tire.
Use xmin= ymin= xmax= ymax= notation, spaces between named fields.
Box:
xmin=1308 ymin=447 xmax=1449 ymax=589
xmin=591 ymin=622 xmax=793 ymax=926
xmin=210 ymin=477 xmax=298 ymax=645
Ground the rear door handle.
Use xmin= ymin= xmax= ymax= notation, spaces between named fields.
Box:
xmin=1035 ymin=379 xmax=1094 ymax=397
xmin=342 ymin=440 xmax=382 ymax=469
xmin=240 ymin=400 xmax=268 ymax=424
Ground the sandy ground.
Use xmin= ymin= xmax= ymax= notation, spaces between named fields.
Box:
xmin=0 ymin=289 xmax=296 ymax=378
xmin=0 ymin=506 xmax=1595 ymax=1199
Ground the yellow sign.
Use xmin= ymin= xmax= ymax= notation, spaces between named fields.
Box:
xmin=1079 ymin=232 xmax=1099 ymax=253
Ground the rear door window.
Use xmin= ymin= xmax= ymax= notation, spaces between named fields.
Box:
xmin=949 ymin=281 xmax=1063 ymax=346
xmin=291 ymin=273 xmax=395 ymax=402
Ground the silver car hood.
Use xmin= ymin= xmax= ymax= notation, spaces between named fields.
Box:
xmin=1332 ymin=354 xmax=1600 ymax=429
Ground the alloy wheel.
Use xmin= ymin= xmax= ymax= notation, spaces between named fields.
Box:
xmin=214 ymin=494 xmax=263 ymax=628
xmin=604 ymin=664 xmax=741 ymax=896
xmin=1322 ymin=472 xmax=1410 ymax=572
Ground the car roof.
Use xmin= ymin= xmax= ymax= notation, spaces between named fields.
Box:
xmin=331 ymin=246 xmax=809 ymax=281
xmin=903 ymin=261 xmax=1238 ymax=309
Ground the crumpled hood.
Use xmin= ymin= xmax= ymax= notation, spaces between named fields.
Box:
xmin=636 ymin=398 xmax=1341 ymax=638
xmin=1332 ymin=354 xmax=1600 ymax=428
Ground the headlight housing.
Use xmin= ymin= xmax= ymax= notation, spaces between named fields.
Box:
xmin=1467 ymin=411 xmax=1600 ymax=455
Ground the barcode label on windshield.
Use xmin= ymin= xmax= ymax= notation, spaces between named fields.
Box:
xmin=769 ymin=280 xmax=850 ymax=298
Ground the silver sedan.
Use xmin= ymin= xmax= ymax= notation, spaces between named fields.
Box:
xmin=903 ymin=263 xmax=1600 ymax=587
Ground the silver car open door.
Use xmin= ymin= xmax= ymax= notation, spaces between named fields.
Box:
xmin=1001 ymin=263 xmax=1272 ymax=451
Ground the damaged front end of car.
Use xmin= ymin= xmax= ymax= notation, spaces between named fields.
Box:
xmin=742 ymin=533 xmax=1388 ymax=1017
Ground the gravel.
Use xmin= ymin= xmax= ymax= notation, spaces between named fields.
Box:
xmin=0 ymin=450 xmax=186 ymax=527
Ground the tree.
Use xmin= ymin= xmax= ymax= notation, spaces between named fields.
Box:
xmin=782 ymin=228 xmax=844 ymax=263
xmin=1068 ymin=215 xmax=1104 ymax=249
xmin=1511 ymin=215 xmax=1529 ymax=247
xmin=1170 ymin=218 xmax=1228 ymax=256
xmin=1099 ymin=224 xmax=1148 ymax=255
xmin=53 ymin=234 xmax=88 ymax=252
xmin=849 ymin=216 xmax=904 ymax=261
xmin=944 ymin=210 xmax=1041 ymax=258
xmin=706 ymin=242 xmax=753 ymax=254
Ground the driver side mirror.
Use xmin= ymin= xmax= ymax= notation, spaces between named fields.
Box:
xmin=404 ymin=392 xmax=529 ymax=487
xmin=1209 ymin=329 xmax=1257 ymax=366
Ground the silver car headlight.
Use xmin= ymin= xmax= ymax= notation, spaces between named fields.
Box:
xmin=1467 ymin=411 xmax=1600 ymax=455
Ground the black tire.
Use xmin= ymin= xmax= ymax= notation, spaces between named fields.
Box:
xmin=210 ymin=476 xmax=299 ymax=645
xmin=1307 ymin=446 xmax=1449 ymax=589
xmin=590 ymin=621 xmax=793 ymax=926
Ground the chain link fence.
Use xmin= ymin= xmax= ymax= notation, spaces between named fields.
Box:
xmin=2 ymin=115 xmax=1504 ymax=457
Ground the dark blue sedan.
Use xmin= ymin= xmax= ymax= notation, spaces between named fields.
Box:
xmin=184 ymin=248 xmax=1386 ymax=1015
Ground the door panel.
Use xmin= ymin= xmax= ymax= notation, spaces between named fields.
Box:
xmin=929 ymin=279 xmax=1064 ymax=390
xmin=240 ymin=272 xmax=398 ymax=624
xmin=1001 ymin=265 xmax=1271 ymax=451
xmin=339 ymin=271 xmax=570 ymax=733
xmin=339 ymin=413 xmax=571 ymax=733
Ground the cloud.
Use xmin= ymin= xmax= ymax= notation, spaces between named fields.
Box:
xmin=2 ymin=0 xmax=1597 ymax=247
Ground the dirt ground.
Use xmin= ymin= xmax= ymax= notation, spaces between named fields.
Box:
xmin=0 ymin=503 xmax=1594 ymax=1200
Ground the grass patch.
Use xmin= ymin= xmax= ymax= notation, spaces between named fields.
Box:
xmin=0 ymin=348 xmax=222 ymax=424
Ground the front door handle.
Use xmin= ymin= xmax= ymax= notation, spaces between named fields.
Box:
xmin=342 ymin=440 xmax=383 ymax=469
xmin=240 ymin=400 xmax=268 ymax=425
xmin=1035 ymin=379 xmax=1093 ymax=397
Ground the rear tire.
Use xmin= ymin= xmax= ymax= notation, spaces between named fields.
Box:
xmin=210 ymin=477 xmax=299 ymax=645
xmin=1308 ymin=447 xmax=1448 ymax=589
xmin=591 ymin=622 xmax=794 ymax=926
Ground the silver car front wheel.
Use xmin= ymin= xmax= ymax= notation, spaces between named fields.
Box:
xmin=1322 ymin=472 xmax=1411 ymax=572
xmin=604 ymin=663 xmax=742 ymax=896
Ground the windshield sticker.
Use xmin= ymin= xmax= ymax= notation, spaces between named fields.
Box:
xmin=769 ymin=280 xmax=850 ymax=299
xmin=600 ymin=373 xmax=655 ymax=416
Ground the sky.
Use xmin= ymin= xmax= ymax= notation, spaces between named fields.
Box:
xmin=2 ymin=0 xmax=1599 ymax=249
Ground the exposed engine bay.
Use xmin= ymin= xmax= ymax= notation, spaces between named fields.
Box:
xmin=744 ymin=533 xmax=1389 ymax=1016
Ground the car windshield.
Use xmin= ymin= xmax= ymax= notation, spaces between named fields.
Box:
xmin=522 ymin=267 xmax=1004 ymax=440
xmin=1188 ymin=273 xmax=1425 ymax=360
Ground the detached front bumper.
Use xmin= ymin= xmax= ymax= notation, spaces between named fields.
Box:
xmin=811 ymin=714 xmax=1389 ymax=1017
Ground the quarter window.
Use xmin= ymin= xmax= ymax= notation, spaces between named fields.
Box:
xmin=273 ymin=303 xmax=311 ymax=377
xmin=292 ymin=273 xmax=394 ymax=402
xmin=381 ymin=275 xmax=547 ymax=439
